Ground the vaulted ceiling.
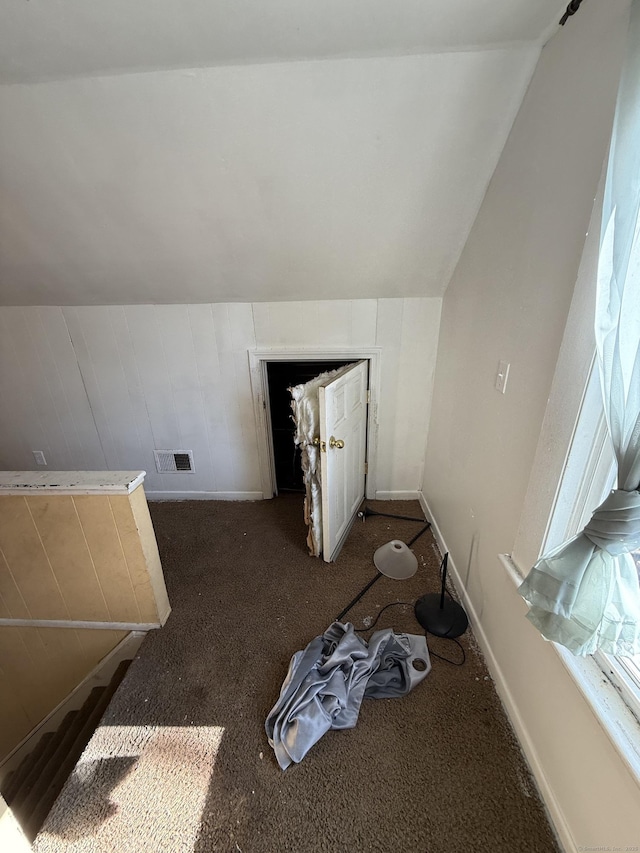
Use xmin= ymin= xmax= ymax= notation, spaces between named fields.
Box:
xmin=2 ymin=1 xmax=568 ymax=83
xmin=0 ymin=1 xmax=568 ymax=305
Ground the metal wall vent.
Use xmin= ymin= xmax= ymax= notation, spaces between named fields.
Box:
xmin=154 ymin=450 xmax=195 ymax=474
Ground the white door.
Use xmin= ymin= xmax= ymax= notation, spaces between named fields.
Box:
xmin=319 ymin=360 xmax=368 ymax=562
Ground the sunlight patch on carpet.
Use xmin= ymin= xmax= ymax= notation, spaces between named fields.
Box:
xmin=35 ymin=725 xmax=225 ymax=852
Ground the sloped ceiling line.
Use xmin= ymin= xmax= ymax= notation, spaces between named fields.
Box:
xmin=0 ymin=1 xmax=568 ymax=306
xmin=0 ymin=1 xmax=567 ymax=84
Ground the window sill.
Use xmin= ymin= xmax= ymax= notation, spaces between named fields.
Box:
xmin=499 ymin=553 xmax=640 ymax=788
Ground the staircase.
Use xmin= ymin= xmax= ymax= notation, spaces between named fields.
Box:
xmin=1 ymin=660 xmax=131 ymax=843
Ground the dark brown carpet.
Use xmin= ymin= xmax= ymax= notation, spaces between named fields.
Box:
xmin=35 ymin=496 xmax=560 ymax=853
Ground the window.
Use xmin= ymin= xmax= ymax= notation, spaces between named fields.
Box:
xmin=547 ymin=360 xmax=640 ymax=723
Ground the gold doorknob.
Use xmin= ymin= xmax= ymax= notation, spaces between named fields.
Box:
xmin=329 ymin=436 xmax=345 ymax=449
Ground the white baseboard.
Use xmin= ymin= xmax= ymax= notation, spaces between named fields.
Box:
xmin=0 ymin=618 xmax=160 ymax=630
xmin=374 ymin=490 xmax=420 ymax=501
xmin=0 ymin=631 xmax=146 ymax=781
xmin=418 ymin=492 xmax=439 ymax=548
xmin=146 ymin=490 xmax=264 ymax=501
xmin=418 ymin=491 xmax=574 ymax=853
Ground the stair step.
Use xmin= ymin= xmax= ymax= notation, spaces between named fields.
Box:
xmin=11 ymin=691 xmax=104 ymax=822
xmin=6 ymin=711 xmax=79 ymax=810
xmin=25 ymin=659 xmax=132 ymax=841
xmin=2 ymin=731 xmax=54 ymax=805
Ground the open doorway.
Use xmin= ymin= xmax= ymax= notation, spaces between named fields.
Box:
xmin=266 ymin=360 xmax=357 ymax=494
xmin=249 ymin=348 xmax=382 ymax=559
xmin=264 ymin=358 xmax=371 ymax=561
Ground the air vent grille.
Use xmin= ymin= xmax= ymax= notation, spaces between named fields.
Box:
xmin=154 ymin=450 xmax=195 ymax=474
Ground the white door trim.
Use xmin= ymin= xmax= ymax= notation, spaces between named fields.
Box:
xmin=248 ymin=347 xmax=381 ymax=500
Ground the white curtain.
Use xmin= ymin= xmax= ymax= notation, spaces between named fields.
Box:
xmin=519 ymin=0 xmax=640 ymax=657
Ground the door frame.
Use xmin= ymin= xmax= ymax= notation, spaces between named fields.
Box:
xmin=248 ymin=347 xmax=381 ymax=500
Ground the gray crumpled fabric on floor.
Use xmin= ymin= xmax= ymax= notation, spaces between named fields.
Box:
xmin=265 ymin=621 xmax=431 ymax=769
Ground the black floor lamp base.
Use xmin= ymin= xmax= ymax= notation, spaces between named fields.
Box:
xmin=414 ymin=593 xmax=469 ymax=639
xmin=415 ymin=551 xmax=468 ymax=639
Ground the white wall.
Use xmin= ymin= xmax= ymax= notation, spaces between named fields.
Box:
xmin=0 ymin=49 xmax=537 ymax=306
xmin=0 ymin=308 xmax=106 ymax=471
xmin=0 ymin=298 xmax=440 ymax=499
xmin=422 ymin=0 xmax=640 ymax=849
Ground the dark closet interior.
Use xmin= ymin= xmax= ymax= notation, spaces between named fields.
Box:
xmin=266 ymin=360 xmax=355 ymax=493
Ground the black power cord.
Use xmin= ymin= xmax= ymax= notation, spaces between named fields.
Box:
xmin=428 ymin=636 xmax=466 ymax=667
xmin=334 ymin=521 xmax=431 ymax=623
xmin=354 ymin=600 xmax=413 ymax=633
xmin=338 ymin=505 xmax=465 ymax=663
xmin=357 ymin=506 xmax=427 ymax=524
xmin=354 ymin=600 xmax=466 ymax=666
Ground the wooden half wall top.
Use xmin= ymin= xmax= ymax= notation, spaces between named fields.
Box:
xmin=0 ymin=471 xmax=170 ymax=627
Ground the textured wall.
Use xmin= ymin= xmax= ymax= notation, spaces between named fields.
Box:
xmin=0 ymin=299 xmax=441 ymax=497
xmin=422 ymin=0 xmax=640 ymax=848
